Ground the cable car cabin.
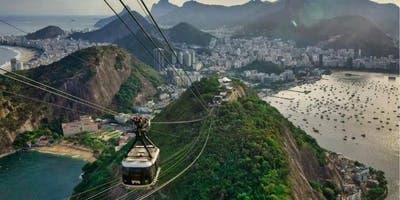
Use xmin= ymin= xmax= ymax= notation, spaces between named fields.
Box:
xmin=122 ymin=145 xmax=160 ymax=188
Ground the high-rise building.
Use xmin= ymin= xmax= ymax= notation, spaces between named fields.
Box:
xmin=178 ymin=51 xmax=184 ymax=65
xmin=10 ymin=58 xmax=17 ymax=71
xmin=319 ymin=54 xmax=323 ymax=67
xmin=190 ymin=50 xmax=196 ymax=66
xmin=153 ymin=48 xmax=165 ymax=71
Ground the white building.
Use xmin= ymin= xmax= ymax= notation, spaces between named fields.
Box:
xmin=153 ymin=48 xmax=165 ymax=71
xmin=62 ymin=116 xmax=99 ymax=137
xmin=190 ymin=50 xmax=196 ymax=65
xmin=183 ymin=51 xmax=192 ymax=67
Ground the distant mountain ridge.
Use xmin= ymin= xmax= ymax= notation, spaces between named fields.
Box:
xmin=238 ymin=2 xmax=398 ymax=57
xmin=71 ymin=10 xmax=153 ymax=43
xmin=151 ymin=0 xmax=179 ymax=18
xmin=298 ymin=15 xmax=398 ymax=57
xmin=74 ymin=11 xmax=215 ymax=66
xmin=94 ymin=6 xmax=131 ymax=28
xmin=151 ymin=0 xmax=399 ymax=39
xmin=151 ymin=0 xmax=279 ymax=29
xmin=25 ymin=25 xmax=65 ymax=40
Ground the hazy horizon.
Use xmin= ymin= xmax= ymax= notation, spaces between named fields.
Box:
xmin=0 ymin=0 xmax=398 ymax=16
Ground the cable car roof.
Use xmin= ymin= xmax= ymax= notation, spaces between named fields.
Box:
xmin=122 ymin=146 xmax=160 ymax=168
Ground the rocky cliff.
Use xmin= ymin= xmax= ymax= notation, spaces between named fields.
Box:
xmin=0 ymin=98 xmax=43 ymax=155
xmin=0 ymin=45 xmax=161 ymax=155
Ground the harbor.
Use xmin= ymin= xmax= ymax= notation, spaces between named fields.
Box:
xmin=263 ymin=71 xmax=400 ymax=199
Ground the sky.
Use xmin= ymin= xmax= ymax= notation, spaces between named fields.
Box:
xmin=0 ymin=0 xmax=398 ymax=16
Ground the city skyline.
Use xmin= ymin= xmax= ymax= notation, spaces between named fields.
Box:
xmin=0 ymin=0 xmax=398 ymax=16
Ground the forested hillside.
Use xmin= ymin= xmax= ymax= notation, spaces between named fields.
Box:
xmin=71 ymin=78 xmax=358 ymax=200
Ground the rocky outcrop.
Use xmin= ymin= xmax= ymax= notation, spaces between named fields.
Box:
xmin=0 ymin=99 xmax=42 ymax=155
xmin=282 ymin=127 xmax=325 ymax=199
xmin=27 ymin=46 xmax=133 ymax=116
xmin=0 ymin=46 xmax=160 ymax=154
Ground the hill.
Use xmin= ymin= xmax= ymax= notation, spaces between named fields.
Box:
xmin=295 ymin=0 xmax=399 ymax=39
xmin=25 ymin=25 xmax=65 ymax=40
xmin=71 ymin=11 xmax=164 ymax=67
xmin=0 ymin=45 xmax=162 ymax=155
xmin=94 ymin=6 xmax=131 ymax=28
xmin=297 ymin=15 xmax=398 ymax=57
xmin=165 ymin=22 xmax=214 ymax=47
xmin=239 ymin=13 xmax=398 ymax=57
xmin=71 ymin=11 xmax=153 ymax=43
xmin=152 ymin=0 xmax=278 ymax=29
xmin=71 ymin=78 xmax=387 ymax=200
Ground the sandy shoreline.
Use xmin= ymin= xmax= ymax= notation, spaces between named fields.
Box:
xmin=0 ymin=45 xmax=37 ymax=71
xmin=33 ymin=143 xmax=96 ymax=163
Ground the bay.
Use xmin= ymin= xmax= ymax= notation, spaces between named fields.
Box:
xmin=264 ymin=71 xmax=400 ymax=199
xmin=0 ymin=151 xmax=85 ymax=200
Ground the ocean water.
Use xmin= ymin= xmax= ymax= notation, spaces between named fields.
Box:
xmin=0 ymin=15 xmax=105 ymax=36
xmin=0 ymin=46 xmax=17 ymax=67
xmin=0 ymin=151 xmax=85 ymax=200
xmin=264 ymin=71 xmax=400 ymax=199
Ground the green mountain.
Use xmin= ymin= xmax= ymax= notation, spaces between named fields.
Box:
xmin=71 ymin=78 xmax=387 ymax=200
xmin=298 ymin=15 xmax=398 ymax=57
xmin=0 ymin=46 xmax=162 ymax=155
xmin=25 ymin=25 xmax=65 ymax=40
xmin=239 ymin=13 xmax=398 ymax=57
xmin=165 ymin=22 xmax=215 ymax=47
xmin=114 ymin=31 xmax=165 ymax=67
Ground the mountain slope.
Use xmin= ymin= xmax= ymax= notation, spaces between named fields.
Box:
xmin=296 ymin=0 xmax=399 ymax=39
xmin=94 ymin=6 xmax=131 ymax=28
xmin=151 ymin=0 xmax=179 ymax=18
xmin=71 ymin=11 xmax=152 ymax=43
xmin=114 ymin=31 xmax=165 ymax=67
xmin=71 ymin=11 xmax=164 ymax=67
xmin=71 ymin=78 xmax=357 ymax=200
xmin=25 ymin=25 xmax=65 ymax=40
xmin=298 ymin=15 xmax=398 ymax=57
xmin=152 ymin=0 xmax=279 ymax=29
xmin=0 ymin=46 xmax=161 ymax=155
xmin=152 ymin=0 xmax=398 ymax=39
xmin=240 ymin=14 xmax=398 ymax=57
xmin=165 ymin=22 xmax=214 ymax=46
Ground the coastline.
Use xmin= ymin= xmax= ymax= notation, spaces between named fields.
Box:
xmin=262 ymin=70 xmax=398 ymax=199
xmin=0 ymin=45 xmax=37 ymax=71
xmin=0 ymin=150 xmax=17 ymax=159
xmin=33 ymin=143 xmax=96 ymax=163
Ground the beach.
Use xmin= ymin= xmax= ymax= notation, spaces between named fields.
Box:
xmin=33 ymin=141 xmax=96 ymax=163
xmin=0 ymin=45 xmax=37 ymax=72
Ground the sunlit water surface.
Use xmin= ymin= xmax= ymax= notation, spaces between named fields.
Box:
xmin=264 ymin=71 xmax=399 ymax=199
